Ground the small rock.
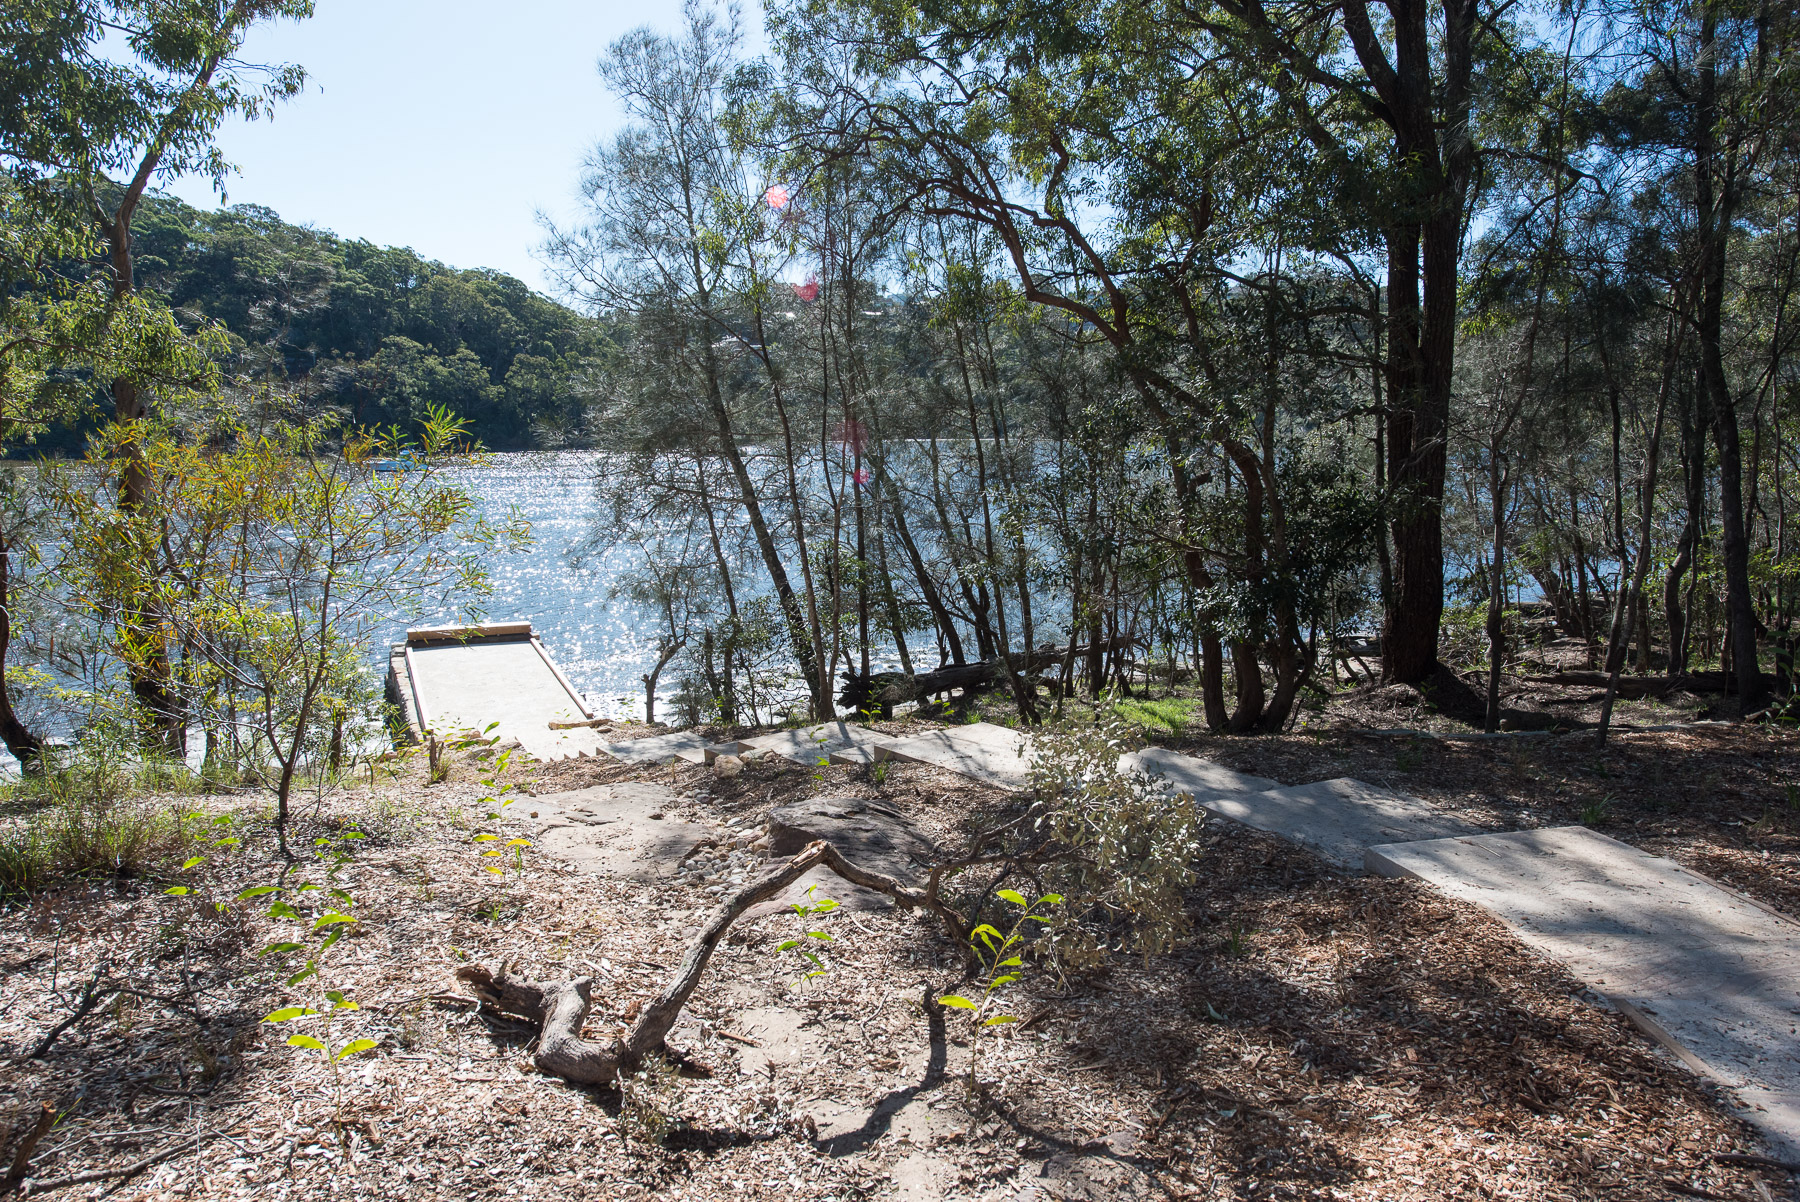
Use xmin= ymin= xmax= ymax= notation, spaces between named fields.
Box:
xmin=714 ymin=755 xmax=744 ymax=777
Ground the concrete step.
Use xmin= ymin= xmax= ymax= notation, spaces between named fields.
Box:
xmin=875 ymin=724 xmax=1034 ymax=789
xmin=1368 ymin=826 xmax=1800 ymax=1157
xmin=740 ymin=722 xmax=896 ymax=765
xmin=601 ymin=730 xmax=714 ymax=765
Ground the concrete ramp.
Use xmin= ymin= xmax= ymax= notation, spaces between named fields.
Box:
xmin=387 ymin=623 xmax=605 ymax=762
xmin=1368 ymin=827 xmax=1800 ymax=1156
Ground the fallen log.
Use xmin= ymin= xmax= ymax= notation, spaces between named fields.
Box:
xmin=838 ymin=637 xmax=1147 ymax=713
xmin=455 ymin=839 xmax=969 ymax=1086
xmin=838 ymin=662 xmax=996 ymax=712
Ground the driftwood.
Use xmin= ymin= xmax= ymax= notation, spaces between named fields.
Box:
xmin=455 ymin=839 xmax=968 ymax=1086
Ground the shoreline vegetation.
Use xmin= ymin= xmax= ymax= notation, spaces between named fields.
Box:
xmin=3 ymin=0 xmax=1799 ymax=1198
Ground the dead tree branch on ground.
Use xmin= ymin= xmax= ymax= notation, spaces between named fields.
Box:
xmin=456 ymin=839 xmax=970 ymax=1086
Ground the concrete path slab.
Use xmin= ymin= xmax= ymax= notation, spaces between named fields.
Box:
xmin=932 ymin=720 xmax=1033 ymax=751
xmin=1367 ymin=827 xmax=1800 ymax=1156
xmin=601 ymin=730 xmax=713 ymax=765
xmin=1202 ymin=777 xmax=1481 ymax=871
xmin=878 ymin=724 xmax=1034 ymax=789
xmin=741 ymin=722 xmax=895 ymax=766
xmin=1121 ymin=747 xmax=1279 ymax=799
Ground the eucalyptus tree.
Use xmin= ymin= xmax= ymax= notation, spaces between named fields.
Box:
xmin=1593 ymin=0 xmax=1800 ymax=707
xmin=544 ymin=3 xmax=831 ymax=719
xmin=1 ymin=0 xmax=313 ymax=753
xmin=766 ymin=0 xmax=1394 ymax=728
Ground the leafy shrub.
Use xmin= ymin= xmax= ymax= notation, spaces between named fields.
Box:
xmin=1025 ymin=718 xmax=1206 ymax=968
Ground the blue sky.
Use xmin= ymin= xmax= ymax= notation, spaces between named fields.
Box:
xmin=164 ymin=0 xmax=758 ymax=296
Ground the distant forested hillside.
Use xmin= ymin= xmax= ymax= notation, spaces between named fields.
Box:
xmin=120 ymin=196 xmax=604 ymax=449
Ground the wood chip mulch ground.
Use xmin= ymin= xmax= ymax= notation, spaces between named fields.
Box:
xmin=1 ymin=715 xmax=1795 ymax=1201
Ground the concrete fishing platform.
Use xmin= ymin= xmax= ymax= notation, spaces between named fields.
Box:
xmin=386 ymin=622 xmax=605 ymax=762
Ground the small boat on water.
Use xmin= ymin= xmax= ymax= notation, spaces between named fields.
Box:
xmin=371 ymin=452 xmax=422 ymax=473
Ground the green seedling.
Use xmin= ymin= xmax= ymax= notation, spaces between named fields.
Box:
xmin=1580 ymin=794 xmax=1613 ymax=826
xmin=938 ymin=890 xmax=1061 ymax=1102
xmin=776 ymin=884 xmax=839 ymax=985
xmin=250 ymin=823 xmax=376 ymax=1122
xmin=471 ymin=739 xmax=530 ymax=886
xmin=162 ymin=813 xmax=244 ymax=912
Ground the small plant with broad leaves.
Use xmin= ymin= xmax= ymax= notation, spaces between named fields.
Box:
xmin=939 ymin=889 xmax=1061 ymax=1102
xmin=250 ymin=823 xmax=377 ymax=1118
xmin=162 ymin=812 xmax=243 ymax=913
xmin=775 ymin=884 xmax=838 ymax=986
xmin=467 ymin=727 xmax=530 ymax=889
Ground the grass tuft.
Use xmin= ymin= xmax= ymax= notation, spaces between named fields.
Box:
xmin=1109 ymin=697 xmax=1200 ymax=737
xmin=0 ymin=749 xmax=200 ymax=902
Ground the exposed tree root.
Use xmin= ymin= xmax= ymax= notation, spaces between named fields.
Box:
xmin=456 ymin=839 xmax=968 ymax=1085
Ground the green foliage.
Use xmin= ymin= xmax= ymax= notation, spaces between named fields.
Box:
xmin=1108 ymin=696 xmax=1199 ymax=737
xmin=0 ymin=736 xmax=199 ymax=900
xmin=1027 ymin=719 xmax=1205 ymax=966
xmin=102 ymin=195 xmax=605 ymax=451
xmin=43 ymin=404 xmax=524 ymax=835
xmin=938 ymin=889 xmax=1060 ymax=1100
xmin=774 ymin=884 xmax=838 ymax=985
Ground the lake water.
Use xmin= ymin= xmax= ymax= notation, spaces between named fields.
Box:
xmin=0 ymin=449 xmax=982 ymax=775
xmin=385 ymin=450 xmax=911 ymax=722
xmin=384 ymin=451 xmax=661 ymax=719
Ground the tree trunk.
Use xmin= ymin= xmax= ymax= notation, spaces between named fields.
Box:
xmin=1694 ymin=7 xmax=1766 ymax=711
xmin=1380 ymin=220 xmax=1448 ymax=685
xmin=0 ymin=528 xmax=44 ymax=770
